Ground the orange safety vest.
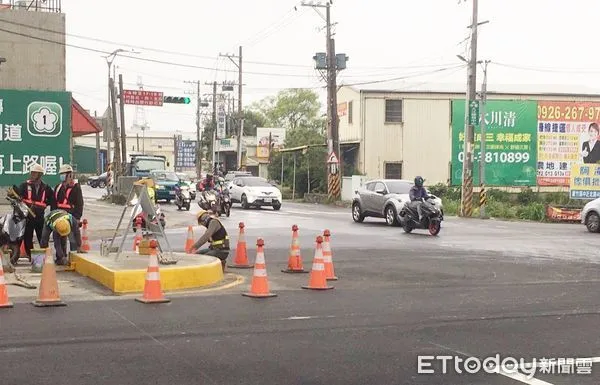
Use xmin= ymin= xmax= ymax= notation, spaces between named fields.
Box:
xmin=55 ymin=183 xmax=75 ymax=210
xmin=22 ymin=181 xmax=47 ymax=208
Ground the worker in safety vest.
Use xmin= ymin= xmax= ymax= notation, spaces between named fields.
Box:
xmin=40 ymin=209 xmax=76 ymax=265
xmin=190 ymin=209 xmax=230 ymax=272
xmin=16 ymin=163 xmax=54 ymax=260
xmin=52 ymin=164 xmax=85 ymax=254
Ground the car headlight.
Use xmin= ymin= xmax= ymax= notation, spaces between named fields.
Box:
xmin=156 ymin=185 xmax=165 ymax=190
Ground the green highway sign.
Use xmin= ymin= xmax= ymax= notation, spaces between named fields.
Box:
xmin=0 ymin=90 xmax=72 ymax=187
xmin=163 ymin=96 xmax=191 ymax=104
xmin=469 ymin=100 xmax=479 ymax=126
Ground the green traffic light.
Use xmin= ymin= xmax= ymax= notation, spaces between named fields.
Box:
xmin=183 ymin=97 xmax=190 ymax=104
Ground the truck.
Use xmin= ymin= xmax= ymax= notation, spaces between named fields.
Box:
xmin=125 ymin=154 xmax=169 ymax=178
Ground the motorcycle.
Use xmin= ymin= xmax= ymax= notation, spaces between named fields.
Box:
xmin=197 ymin=189 xmax=219 ymax=214
xmin=130 ymin=199 xmax=166 ymax=232
xmin=398 ymin=197 xmax=443 ymax=236
xmin=175 ymin=185 xmax=191 ymax=211
xmin=219 ymin=188 xmax=231 ymax=217
xmin=0 ymin=186 xmax=33 ymax=268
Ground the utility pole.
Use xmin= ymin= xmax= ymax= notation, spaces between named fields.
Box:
xmin=109 ymin=77 xmax=121 ymax=180
xmin=479 ymin=60 xmax=490 ymax=219
xmin=220 ymin=47 xmax=244 ymax=170
xmin=118 ymin=74 xmax=127 ymax=174
xmin=460 ymin=0 xmax=479 ymax=217
xmin=185 ymin=80 xmax=208 ymax=179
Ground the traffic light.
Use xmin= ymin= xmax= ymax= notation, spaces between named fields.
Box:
xmin=163 ymin=96 xmax=191 ymax=104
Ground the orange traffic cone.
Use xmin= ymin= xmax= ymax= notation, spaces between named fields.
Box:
xmin=32 ymin=248 xmax=66 ymax=307
xmin=133 ymin=217 xmax=143 ymax=252
xmin=302 ymin=236 xmax=334 ymax=291
xmin=19 ymin=240 xmax=26 ymax=259
xmin=282 ymin=224 xmax=307 ymax=273
xmin=242 ymin=238 xmax=277 ymax=298
xmin=228 ymin=222 xmax=253 ymax=269
xmin=135 ymin=240 xmax=170 ymax=304
xmin=0 ymin=262 xmax=13 ymax=308
xmin=80 ymin=219 xmax=90 ymax=252
xmin=184 ymin=225 xmax=194 ymax=253
xmin=322 ymin=229 xmax=338 ymax=280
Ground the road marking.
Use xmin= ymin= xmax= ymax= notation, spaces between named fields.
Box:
xmin=281 ymin=315 xmax=336 ymax=320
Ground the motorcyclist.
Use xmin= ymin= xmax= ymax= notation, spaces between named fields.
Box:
xmin=16 ymin=163 xmax=54 ymax=261
xmin=197 ymin=173 xmax=215 ymax=192
xmin=39 ymin=209 xmax=76 ymax=265
xmin=409 ymin=176 xmax=430 ymax=221
xmin=190 ymin=209 xmax=230 ymax=272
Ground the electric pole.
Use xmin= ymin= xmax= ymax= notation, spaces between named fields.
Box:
xmin=185 ymin=80 xmax=209 ymax=179
xmin=219 ymin=47 xmax=244 ymax=170
xmin=478 ymin=60 xmax=490 ymax=219
xmin=118 ymin=74 xmax=127 ymax=173
xmin=109 ymin=77 xmax=121 ymax=180
xmin=302 ymin=0 xmax=348 ymax=201
xmin=460 ymin=0 xmax=479 ymax=217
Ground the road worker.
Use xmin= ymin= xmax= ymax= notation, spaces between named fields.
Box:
xmin=190 ymin=209 xmax=230 ymax=272
xmin=40 ymin=209 xmax=76 ymax=265
xmin=52 ymin=164 xmax=85 ymax=256
xmin=16 ymin=163 xmax=54 ymax=261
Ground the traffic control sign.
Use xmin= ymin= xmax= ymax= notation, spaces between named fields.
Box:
xmin=327 ymin=151 xmax=339 ymax=164
xmin=469 ymin=100 xmax=479 ymax=126
xmin=122 ymin=90 xmax=164 ymax=106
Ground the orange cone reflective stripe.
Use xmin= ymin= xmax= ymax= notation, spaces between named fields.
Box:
xmin=322 ymin=229 xmax=338 ymax=280
xmin=282 ymin=224 xmax=307 ymax=273
xmin=0 ymin=262 xmax=13 ymax=308
xmin=81 ymin=219 xmax=90 ymax=252
xmin=302 ymin=236 xmax=334 ymax=291
xmin=136 ymin=240 xmax=170 ymax=304
xmin=184 ymin=225 xmax=194 ymax=253
xmin=32 ymin=248 xmax=66 ymax=307
xmin=242 ymin=238 xmax=277 ymax=298
xmin=228 ymin=222 xmax=253 ymax=268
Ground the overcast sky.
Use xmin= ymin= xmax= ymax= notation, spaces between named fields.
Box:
xmin=63 ymin=0 xmax=600 ymax=136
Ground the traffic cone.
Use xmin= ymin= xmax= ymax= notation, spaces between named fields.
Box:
xmin=135 ymin=240 xmax=170 ymax=304
xmin=242 ymin=238 xmax=277 ymax=298
xmin=282 ymin=224 xmax=307 ymax=273
xmin=0 ymin=262 xmax=13 ymax=308
xmin=322 ymin=229 xmax=338 ymax=281
xmin=19 ymin=240 xmax=26 ymax=259
xmin=133 ymin=217 xmax=143 ymax=252
xmin=184 ymin=225 xmax=195 ymax=253
xmin=80 ymin=219 xmax=90 ymax=252
xmin=302 ymin=236 xmax=334 ymax=291
xmin=228 ymin=222 xmax=253 ymax=268
xmin=32 ymin=248 xmax=66 ymax=307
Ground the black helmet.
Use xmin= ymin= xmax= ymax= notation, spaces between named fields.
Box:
xmin=414 ymin=176 xmax=424 ymax=187
xmin=206 ymin=173 xmax=213 ymax=179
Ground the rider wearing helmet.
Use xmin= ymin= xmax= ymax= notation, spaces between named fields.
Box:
xmin=197 ymin=173 xmax=215 ymax=192
xmin=409 ymin=176 xmax=430 ymax=221
xmin=190 ymin=209 xmax=230 ymax=272
xmin=40 ymin=209 xmax=76 ymax=265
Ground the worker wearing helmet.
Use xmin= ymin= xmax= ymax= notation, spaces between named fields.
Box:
xmin=53 ymin=164 xmax=84 ymax=255
xmin=40 ymin=209 xmax=77 ymax=265
xmin=409 ymin=176 xmax=430 ymax=221
xmin=190 ymin=209 xmax=230 ymax=272
xmin=16 ymin=163 xmax=55 ymax=261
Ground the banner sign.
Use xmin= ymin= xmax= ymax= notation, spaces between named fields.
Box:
xmin=0 ymin=90 xmax=71 ymax=186
xmin=537 ymin=101 xmax=600 ymax=186
xmin=569 ymin=162 xmax=600 ymax=199
xmin=217 ymin=102 xmax=226 ymax=139
xmin=545 ymin=205 xmax=582 ymax=222
xmin=451 ymin=99 xmax=538 ymax=186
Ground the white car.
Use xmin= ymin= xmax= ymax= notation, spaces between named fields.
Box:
xmin=581 ymin=198 xmax=600 ymax=232
xmin=228 ymin=176 xmax=282 ymax=210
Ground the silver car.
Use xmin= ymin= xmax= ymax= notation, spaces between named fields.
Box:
xmin=351 ymin=179 xmax=443 ymax=226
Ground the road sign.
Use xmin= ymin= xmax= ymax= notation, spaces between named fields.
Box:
xmin=216 ymin=103 xmax=226 ymax=139
xmin=327 ymin=151 xmax=339 ymax=164
xmin=0 ymin=90 xmax=71 ymax=187
xmin=469 ymin=100 xmax=479 ymax=126
xmin=163 ymin=96 xmax=191 ymax=104
xmin=122 ymin=90 xmax=164 ymax=106
xmin=175 ymin=140 xmax=197 ymax=170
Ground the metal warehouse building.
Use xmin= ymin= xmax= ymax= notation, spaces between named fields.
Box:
xmin=336 ymin=83 xmax=600 ymax=186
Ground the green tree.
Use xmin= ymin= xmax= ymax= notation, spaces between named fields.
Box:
xmin=250 ymin=89 xmax=322 ymax=130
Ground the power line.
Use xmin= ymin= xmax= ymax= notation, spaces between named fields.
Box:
xmin=493 ymin=62 xmax=600 ymax=74
xmin=338 ymin=65 xmax=467 ymax=87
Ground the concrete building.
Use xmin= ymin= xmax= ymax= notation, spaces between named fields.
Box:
xmin=337 ymin=82 xmax=600 ymax=186
xmin=0 ymin=2 xmax=65 ymax=91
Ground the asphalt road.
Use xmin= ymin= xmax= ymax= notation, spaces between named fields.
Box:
xmin=1 ymin=186 xmax=599 ymax=384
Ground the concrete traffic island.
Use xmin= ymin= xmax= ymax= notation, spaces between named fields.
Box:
xmin=70 ymin=252 xmax=224 ymax=294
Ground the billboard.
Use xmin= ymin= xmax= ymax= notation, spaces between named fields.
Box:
xmin=569 ymin=163 xmax=600 ymax=199
xmin=451 ymin=99 xmax=538 ymax=186
xmin=0 ymin=90 xmax=71 ymax=187
xmin=175 ymin=140 xmax=196 ymax=170
xmin=537 ymin=101 xmax=600 ymax=186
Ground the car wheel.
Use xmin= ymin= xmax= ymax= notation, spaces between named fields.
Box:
xmin=273 ymin=203 xmax=281 ymax=211
xmin=586 ymin=212 xmax=600 ymax=233
xmin=99 ymin=181 xmax=106 ymax=188
xmin=352 ymin=202 xmax=365 ymax=223
xmin=385 ymin=205 xmax=399 ymax=226
xmin=241 ymin=195 xmax=250 ymax=209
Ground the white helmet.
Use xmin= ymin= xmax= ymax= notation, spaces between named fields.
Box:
xmin=30 ymin=163 xmax=45 ymax=174
xmin=59 ymin=164 xmax=74 ymax=174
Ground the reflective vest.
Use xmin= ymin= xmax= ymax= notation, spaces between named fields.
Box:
xmin=55 ymin=183 xmax=75 ymax=210
xmin=203 ymin=217 xmax=230 ymax=249
xmin=22 ymin=181 xmax=47 ymax=209
xmin=46 ymin=209 xmax=71 ymax=231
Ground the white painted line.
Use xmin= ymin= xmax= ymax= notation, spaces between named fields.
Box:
xmin=281 ymin=315 xmax=336 ymax=320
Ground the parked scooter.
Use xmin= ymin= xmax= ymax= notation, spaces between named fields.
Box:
xmin=175 ymin=185 xmax=191 ymax=211
xmin=0 ymin=187 xmax=34 ymax=268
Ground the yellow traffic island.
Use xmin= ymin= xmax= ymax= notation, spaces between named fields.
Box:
xmin=70 ymin=251 xmax=224 ymax=295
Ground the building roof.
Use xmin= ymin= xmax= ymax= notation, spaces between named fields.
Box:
xmin=72 ymin=98 xmax=103 ymax=137
xmin=341 ymin=81 xmax=600 ymax=98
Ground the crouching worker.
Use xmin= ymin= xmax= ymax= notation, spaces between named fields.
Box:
xmin=40 ymin=209 xmax=77 ymax=265
xmin=190 ymin=209 xmax=230 ymax=272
